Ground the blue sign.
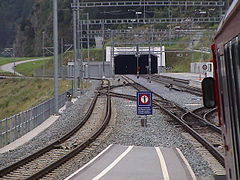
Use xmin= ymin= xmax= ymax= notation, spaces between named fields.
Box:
xmin=137 ymin=92 xmax=153 ymax=115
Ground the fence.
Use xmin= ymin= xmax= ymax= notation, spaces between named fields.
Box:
xmin=0 ymin=90 xmax=71 ymax=148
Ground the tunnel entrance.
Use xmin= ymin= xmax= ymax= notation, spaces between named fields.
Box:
xmin=114 ymin=55 xmax=157 ymax=75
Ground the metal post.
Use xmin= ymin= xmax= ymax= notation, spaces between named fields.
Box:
xmin=87 ymin=13 xmax=90 ymax=78
xmin=77 ymin=0 xmax=82 ymax=89
xmin=136 ymin=13 xmax=139 ymax=29
xmin=102 ymin=22 xmax=105 ymax=77
xmin=145 ymin=115 xmax=147 ymax=146
xmin=111 ymin=30 xmax=115 ymax=77
xmin=73 ymin=0 xmax=78 ymax=97
xmin=12 ymin=45 xmax=15 ymax=76
xmin=42 ymin=32 xmax=45 ymax=57
xmin=151 ymin=25 xmax=154 ymax=42
xmin=87 ymin=13 xmax=90 ymax=61
xmin=53 ymin=0 xmax=59 ymax=114
xmin=61 ymin=38 xmax=64 ymax=67
xmin=42 ymin=31 xmax=45 ymax=76
xmin=148 ymin=44 xmax=151 ymax=83
xmin=143 ymin=0 xmax=146 ymax=23
xmin=136 ymin=44 xmax=140 ymax=78
xmin=219 ymin=0 xmax=223 ymax=18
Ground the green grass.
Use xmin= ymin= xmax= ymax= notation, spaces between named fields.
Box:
xmin=64 ymin=49 xmax=104 ymax=64
xmin=165 ymin=36 xmax=191 ymax=50
xmin=0 ymin=71 xmax=14 ymax=76
xmin=0 ymin=57 xmax=40 ymax=67
xmin=16 ymin=58 xmax=52 ymax=76
xmin=82 ymin=48 xmax=104 ymax=61
xmin=0 ymin=79 xmax=71 ymax=120
xmin=163 ymin=31 xmax=214 ymax=72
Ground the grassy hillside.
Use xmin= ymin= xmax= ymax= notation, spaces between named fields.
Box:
xmin=165 ymin=31 xmax=213 ymax=72
xmin=0 ymin=79 xmax=71 ymax=120
xmin=0 ymin=57 xmax=39 ymax=66
xmin=16 ymin=58 xmax=52 ymax=76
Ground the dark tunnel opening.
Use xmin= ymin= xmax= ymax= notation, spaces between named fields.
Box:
xmin=114 ymin=55 xmax=158 ymax=75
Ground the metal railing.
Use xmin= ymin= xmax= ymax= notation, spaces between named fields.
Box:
xmin=0 ymin=90 xmax=71 ymax=148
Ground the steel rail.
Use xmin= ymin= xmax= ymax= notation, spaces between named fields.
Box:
xmin=0 ymin=93 xmax=98 ymax=177
xmin=203 ymin=108 xmax=218 ymax=121
xmin=0 ymin=80 xmax=108 ymax=178
xmin=145 ymin=75 xmax=202 ymax=96
xmin=193 ymin=107 xmax=219 ymax=127
xmin=27 ymin=81 xmax=111 ymax=179
xmin=121 ymin=75 xmax=225 ymax=166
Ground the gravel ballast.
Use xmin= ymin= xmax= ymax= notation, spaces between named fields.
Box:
xmin=106 ymin=80 xmax=213 ymax=177
xmin=0 ymin=76 xmax=216 ymax=179
xmin=0 ymin=80 xmax=100 ymax=170
xmin=126 ymin=75 xmax=203 ymax=111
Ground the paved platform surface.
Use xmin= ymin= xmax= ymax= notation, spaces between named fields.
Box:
xmin=66 ymin=144 xmax=197 ymax=180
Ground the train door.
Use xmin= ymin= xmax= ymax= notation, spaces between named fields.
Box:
xmin=222 ymin=37 xmax=240 ymax=180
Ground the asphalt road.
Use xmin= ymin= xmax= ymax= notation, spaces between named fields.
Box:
xmin=0 ymin=58 xmax=46 ymax=76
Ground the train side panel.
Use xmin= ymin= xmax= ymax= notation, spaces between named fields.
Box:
xmin=213 ymin=1 xmax=240 ymax=179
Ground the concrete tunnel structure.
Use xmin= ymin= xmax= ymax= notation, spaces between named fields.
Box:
xmin=106 ymin=46 xmax=166 ymax=75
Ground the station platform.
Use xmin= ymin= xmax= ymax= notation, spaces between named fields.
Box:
xmin=65 ymin=144 xmax=197 ymax=180
xmin=160 ymin=73 xmax=204 ymax=88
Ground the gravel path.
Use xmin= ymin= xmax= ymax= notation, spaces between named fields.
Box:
xmin=0 ymin=80 xmax=100 ymax=170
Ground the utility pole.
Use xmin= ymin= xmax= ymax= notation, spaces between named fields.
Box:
xmin=102 ymin=21 xmax=105 ymax=77
xmin=87 ymin=12 xmax=90 ymax=78
xmin=42 ymin=31 xmax=45 ymax=76
xmin=136 ymin=44 xmax=140 ymax=78
xmin=77 ymin=0 xmax=81 ymax=89
xmin=73 ymin=0 xmax=78 ymax=97
xmin=53 ymin=0 xmax=59 ymax=114
xmin=136 ymin=11 xmax=142 ymax=29
xmin=111 ymin=30 xmax=114 ymax=77
xmin=42 ymin=31 xmax=45 ymax=57
xmin=143 ymin=0 xmax=146 ymax=23
xmin=148 ymin=42 xmax=151 ymax=83
xmin=61 ymin=38 xmax=64 ymax=67
xmin=12 ymin=44 xmax=16 ymax=76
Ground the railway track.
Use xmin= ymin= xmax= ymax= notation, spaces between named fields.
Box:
xmin=0 ymin=79 xmax=112 ymax=179
xmin=142 ymin=74 xmax=202 ymax=96
xmin=193 ymin=107 xmax=219 ymax=126
xmin=121 ymin=75 xmax=224 ymax=166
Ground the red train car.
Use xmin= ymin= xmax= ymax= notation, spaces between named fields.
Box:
xmin=202 ymin=1 xmax=240 ymax=179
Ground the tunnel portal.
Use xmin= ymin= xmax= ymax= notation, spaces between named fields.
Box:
xmin=114 ymin=55 xmax=157 ymax=75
